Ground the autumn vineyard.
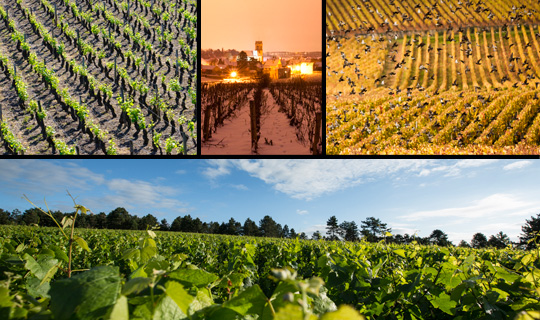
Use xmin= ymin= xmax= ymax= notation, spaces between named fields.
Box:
xmin=327 ymin=0 xmax=540 ymax=154
xmin=0 ymin=0 xmax=197 ymax=155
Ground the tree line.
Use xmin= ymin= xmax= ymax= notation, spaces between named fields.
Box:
xmin=319 ymin=215 xmax=540 ymax=250
xmin=0 ymin=207 xmax=538 ymax=249
xmin=0 ymin=207 xmax=307 ymax=239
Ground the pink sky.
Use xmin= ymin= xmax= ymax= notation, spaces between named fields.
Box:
xmin=202 ymin=0 xmax=322 ymax=52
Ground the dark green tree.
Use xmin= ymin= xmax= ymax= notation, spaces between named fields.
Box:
xmin=170 ymin=216 xmax=183 ymax=232
xmin=192 ymin=217 xmax=204 ymax=233
xmin=326 ymin=216 xmax=340 ymax=240
xmin=159 ymin=219 xmax=170 ymax=231
xmin=0 ymin=209 xmax=10 ymax=225
xmin=94 ymin=212 xmax=107 ymax=229
xmin=458 ymin=240 xmax=471 ymax=248
xmin=471 ymin=233 xmax=488 ymax=249
xmin=429 ymin=229 xmax=452 ymax=246
xmin=243 ymin=218 xmax=260 ymax=236
xmin=276 ymin=223 xmax=283 ymax=238
xmin=259 ymin=215 xmax=279 ymax=237
xmin=10 ymin=209 xmax=22 ymax=225
xmin=299 ymin=232 xmax=308 ymax=240
xmin=488 ymin=231 xmax=510 ymax=249
xmin=520 ymin=213 xmax=540 ymax=250
xmin=360 ymin=217 xmax=391 ymax=242
xmin=75 ymin=212 xmax=91 ymax=228
xmin=139 ymin=214 xmax=158 ymax=230
xmin=106 ymin=207 xmax=131 ymax=229
xmin=312 ymin=230 xmax=322 ymax=240
xmin=225 ymin=218 xmax=242 ymax=235
xmin=289 ymin=228 xmax=298 ymax=239
xmin=339 ymin=221 xmax=360 ymax=241
xmin=207 ymin=221 xmax=220 ymax=234
xmin=282 ymin=225 xmax=290 ymax=238
xmin=180 ymin=215 xmax=194 ymax=232
xmin=21 ymin=208 xmax=40 ymax=226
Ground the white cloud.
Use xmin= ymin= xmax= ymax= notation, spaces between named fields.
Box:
xmin=0 ymin=160 xmax=105 ymax=196
xmin=420 ymin=160 xmax=498 ymax=177
xmin=419 ymin=169 xmax=431 ymax=177
xmin=102 ymin=179 xmax=187 ymax=214
xmin=175 ymin=170 xmax=187 ymax=175
xmin=456 ymin=159 xmax=499 ymax=168
xmin=397 ymin=193 xmax=540 ymax=243
xmin=400 ymin=193 xmax=538 ymax=221
xmin=388 ymin=223 xmax=418 ymax=236
xmin=296 ymin=209 xmax=308 ymax=215
xmin=203 ymin=159 xmax=232 ymax=179
xmin=503 ymin=161 xmax=532 ymax=171
xmin=231 ymin=184 xmax=248 ymax=190
xmin=205 ymin=159 xmax=435 ymax=200
xmin=300 ymin=224 xmax=327 ymax=237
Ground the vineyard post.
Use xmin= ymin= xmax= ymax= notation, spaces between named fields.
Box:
xmin=176 ymin=49 xmax=179 ymax=77
xmin=291 ymin=96 xmax=295 ymax=118
xmin=181 ymin=131 xmax=187 ymax=155
xmin=129 ymin=140 xmax=134 ymax=155
xmin=217 ymin=98 xmax=223 ymax=125
xmin=144 ymin=52 xmax=148 ymax=79
xmin=75 ymin=146 xmax=80 ymax=155
xmin=250 ymin=100 xmax=258 ymax=153
xmin=114 ymin=56 xmax=117 ymax=81
xmin=37 ymin=101 xmax=44 ymax=131
xmin=0 ymin=102 xmax=2 ymax=122
xmin=203 ymin=104 xmax=211 ymax=141
xmin=312 ymin=111 xmax=321 ymax=155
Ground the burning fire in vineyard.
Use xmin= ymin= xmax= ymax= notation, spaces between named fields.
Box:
xmin=202 ymin=0 xmax=323 ymax=155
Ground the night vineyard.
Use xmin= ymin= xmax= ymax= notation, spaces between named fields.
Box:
xmin=0 ymin=0 xmax=197 ymax=155
xmin=327 ymin=0 xmax=540 ymax=154
xmin=202 ymin=79 xmax=322 ymax=155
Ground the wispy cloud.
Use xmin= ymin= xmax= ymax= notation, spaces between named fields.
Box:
xmin=231 ymin=184 xmax=248 ymax=190
xmin=204 ymin=159 xmax=436 ymax=200
xmin=418 ymin=159 xmax=498 ymax=177
xmin=296 ymin=209 xmax=308 ymax=215
xmin=300 ymin=224 xmax=327 ymax=237
xmin=0 ymin=160 xmax=105 ymax=197
xmin=503 ymin=161 xmax=532 ymax=171
xmin=175 ymin=170 xmax=187 ymax=175
xmin=99 ymin=179 xmax=188 ymax=214
xmin=203 ymin=159 xmax=232 ymax=179
xmin=400 ymin=193 xmax=538 ymax=221
xmin=0 ymin=160 xmax=190 ymax=217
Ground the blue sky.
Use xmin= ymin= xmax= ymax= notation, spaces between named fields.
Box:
xmin=0 ymin=159 xmax=539 ymax=244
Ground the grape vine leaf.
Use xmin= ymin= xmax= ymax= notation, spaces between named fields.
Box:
xmin=50 ymin=266 xmax=122 ymax=320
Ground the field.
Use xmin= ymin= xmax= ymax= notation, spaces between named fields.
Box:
xmin=0 ymin=0 xmax=197 ymax=155
xmin=1 ymin=225 xmax=539 ymax=319
xmin=327 ymin=0 xmax=540 ymax=154
xmin=201 ymin=78 xmax=323 ymax=155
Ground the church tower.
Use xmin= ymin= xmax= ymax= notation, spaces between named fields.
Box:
xmin=255 ymin=41 xmax=263 ymax=62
